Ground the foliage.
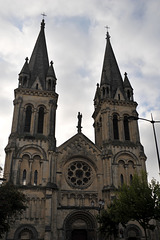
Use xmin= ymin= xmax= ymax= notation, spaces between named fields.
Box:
xmin=97 ymin=208 xmax=119 ymax=239
xmin=0 ymin=182 xmax=27 ymax=238
xmin=98 ymin=172 xmax=160 ymax=240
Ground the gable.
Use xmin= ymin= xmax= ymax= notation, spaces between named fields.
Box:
xmin=31 ymin=76 xmax=43 ymax=90
xmin=114 ymin=87 xmax=125 ymax=100
xmin=57 ymin=133 xmax=101 ymax=167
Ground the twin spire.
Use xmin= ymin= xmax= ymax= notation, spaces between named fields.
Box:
xmin=19 ymin=20 xmax=133 ymax=101
xmin=19 ymin=19 xmax=56 ymax=91
xmin=96 ymin=29 xmax=133 ymax=103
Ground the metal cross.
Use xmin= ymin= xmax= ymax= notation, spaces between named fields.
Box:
xmin=41 ymin=12 xmax=47 ymax=19
xmin=105 ymin=25 xmax=110 ymax=32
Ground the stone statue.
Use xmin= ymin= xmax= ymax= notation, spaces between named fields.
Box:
xmin=77 ymin=112 xmax=82 ymax=133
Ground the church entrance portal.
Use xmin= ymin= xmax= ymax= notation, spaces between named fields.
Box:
xmin=64 ymin=211 xmax=97 ymax=240
xmin=71 ymin=229 xmax=87 ymax=240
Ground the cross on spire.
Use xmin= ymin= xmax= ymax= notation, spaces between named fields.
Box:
xmin=105 ymin=26 xmax=110 ymax=39
xmin=41 ymin=12 xmax=47 ymax=19
xmin=105 ymin=25 xmax=110 ymax=32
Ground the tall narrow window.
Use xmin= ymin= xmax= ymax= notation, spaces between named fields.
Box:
xmin=130 ymin=174 xmax=133 ymax=184
xmin=127 ymin=90 xmax=131 ymax=100
xmin=120 ymin=174 xmax=124 ymax=186
xmin=124 ymin=116 xmax=130 ymax=140
xmin=113 ymin=114 xmax=119 ymax=140
xmin=34 ymin=170 xmax=38 ymax=185
xmin=37 ymin=107 xmax=44 ymax=133
xmin=24 ymin=106 xmax=32 ymax=132
xmin=106 ymin=87 xmax=109 ymax=96
xmin=23 ymin=76 xmax=27 ymax=87
xmin=48 ymin=79 xmax=51 ymax=90
xmin=102 ymin=87 xmax=105 ymax=97
xmin=22 ymin=169 xmax=27 ymax=185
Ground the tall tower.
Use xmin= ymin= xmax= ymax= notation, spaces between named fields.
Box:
xmin=4 ymin=19 xmax=58 ymax=185
xmin=2 ymin=23 xmax=149 ymax=240
xmin=93 ymin=31 xmax=146 ymax=188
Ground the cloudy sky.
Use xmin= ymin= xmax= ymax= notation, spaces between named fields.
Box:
xmin=0 ymin=0 xmax=160 ymax=181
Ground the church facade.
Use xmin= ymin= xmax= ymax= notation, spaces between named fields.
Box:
xmin=3 ymin=20 xmax=151 ymax=240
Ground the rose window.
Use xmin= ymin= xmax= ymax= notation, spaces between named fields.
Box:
xmin=67 ymin=161 xmax=93 ymax=188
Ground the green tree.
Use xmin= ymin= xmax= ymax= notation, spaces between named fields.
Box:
xmin=97 ymin=207 xmax=119 ymax=239
xmin=0 ymin=182 xmax=27 ymax=238
xmin=98 ymin=173 xmax=160 ymax=240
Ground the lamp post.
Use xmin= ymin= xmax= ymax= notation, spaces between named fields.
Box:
xmin=98 ymin=199 xmax=105 ymax=214
xmin=128 ymin=114 xmax=160 ymax=173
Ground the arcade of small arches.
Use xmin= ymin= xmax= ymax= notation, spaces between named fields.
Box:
xmin=115 ymin=152 xmax=138 ymax=187
xmin=18 ymin=152 xmax=44 ymax=186
xmin=118 ymin=160 xmax=135 ymax=186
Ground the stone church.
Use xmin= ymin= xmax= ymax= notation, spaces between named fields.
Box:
xmin=3 ymin=19 xmax=150 ymax=240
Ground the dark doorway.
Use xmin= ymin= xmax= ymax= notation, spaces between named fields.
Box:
xmin=71 ymin=229 xmax=87 ymax=240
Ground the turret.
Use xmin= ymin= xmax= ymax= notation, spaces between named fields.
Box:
xmin=46 ymin=61 xmax=57 ymax=91
xmin=18 ymin=57 xmax=30 ymax=88
xmin=123 ymin=72 xmax=134 ymax=101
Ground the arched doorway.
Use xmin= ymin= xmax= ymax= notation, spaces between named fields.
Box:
xmin=14 ymin=225 xmax=38 ymax=240
xmin=124 ymin=224 xmax=142 ymax=240
xmin=64 ymin=210 xmax=97 ymax=240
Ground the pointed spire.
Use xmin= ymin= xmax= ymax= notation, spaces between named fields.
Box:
xmin=28 ymin=19 xmax=49 ymax=89
xmin=123 ymin=72 xmax=134 ymax=101
xmin=19 ymin=57 xmax=30 ymax=75
xmin=100 ymin=31 xmax=124 ymax=98
xmin=47 ymin=61 xmax=57 ymax=79
xmin=123 ymin=72 xmax=133 ymax=89
xmin=94 ymin=83 xmax=100 ymax=108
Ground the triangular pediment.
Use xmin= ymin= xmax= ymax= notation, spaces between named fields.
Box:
xmin=31 ymin=76 xmax=43 ymax=90
xmin=114 ymin=87 xmax=125 ymax=101
xmin=58 ymin=133 xmax=101 ymax=157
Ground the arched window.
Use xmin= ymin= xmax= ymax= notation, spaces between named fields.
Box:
xmin=36 ymin=83 xmax=38 ymax=89
xmin=102 ymin=87 xmax=105 ymax=97
xmin=113 ymin=114 xmax=119 ymax=140
xmin=19 ymin=76 xmax=22 ymax=87
xmin=14 ymin=225 xmax=38 ymax=240
xmin=37 ymin=107 xmax=44 ymax=134
xmin=127 ymin=90 xmax=131 ymax=100
xmin=23 ymin=76 xmax=27 ymax=87
xmin=106 ymin=87 xmax=109 ymax=96
xmin=124 ymin=116 xmax=130 ymax=140
xmin=48 ymin=79 xmax=51 ymax=90
xmin=24 ymin=105 xmax=32 ymax=132
xmin=34 ymin=170 xmax=38 ymax=186
xmin=22 ymin=169 xmax=27 ymax=185
xmin=130 ymin=174 xmax=133 ymax=184
xmin=120 ymin=174 xmax=124 ymax=186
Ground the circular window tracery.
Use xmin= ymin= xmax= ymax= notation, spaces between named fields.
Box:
xmin=66 ymin=161 xmax=93 ymax=189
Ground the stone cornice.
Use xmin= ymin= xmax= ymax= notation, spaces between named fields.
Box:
xmin=14 ymin=87 xmax=58 ymax=98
